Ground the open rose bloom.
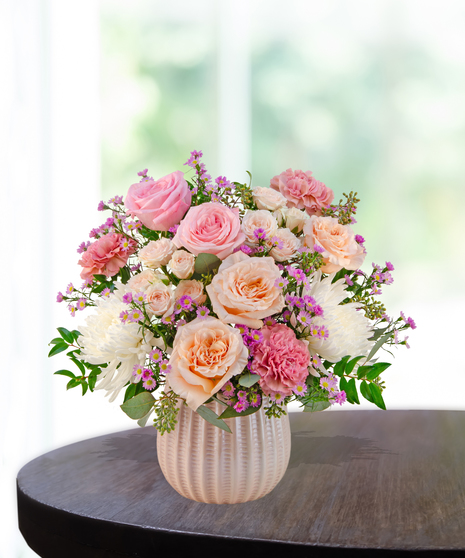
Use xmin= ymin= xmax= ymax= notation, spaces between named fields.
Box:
xmin=51 ymin=151 xmax=415 ymax=435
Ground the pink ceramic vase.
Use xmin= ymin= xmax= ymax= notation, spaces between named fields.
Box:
xmin=157 ymin=399 xmax=291 ymax=504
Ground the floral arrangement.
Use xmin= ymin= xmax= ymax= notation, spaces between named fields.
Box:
xmin=49 ymin=151 xmax=415 ymax=434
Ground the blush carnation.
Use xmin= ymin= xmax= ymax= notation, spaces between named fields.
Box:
xmin=270 ymin=168 xmax=334 ymax=216
xmin=251 ymin=324 xmax=311 ymax=396
xmin=125 ymin=170 xmax=191 ymax=231
xmin=78 ymin=233 xmax=136 ymax=282
xmin=173 ymin=202 xmax=245 ymax=259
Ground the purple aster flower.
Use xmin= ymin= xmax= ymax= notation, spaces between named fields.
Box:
xmin=160 ymin=360 xmax=172 ymax=374
xmin=177 ymin=319 xmax=187 ymax=327
xmin=345 ymin=274 xmax=354 ymax=286
xmin=269 ymin=392 xmax=285 ymax=404
xmin=304 ymin=295 xmax=316 ymax=309
xmin=234 ymin=400 xmax=249 ymax=413
xmin=407 ymin=317 xmax=416 ymax=330
xmin=143 ymin=377 xmax=157 ymax=391
xmin=297 ymin=310 xmax=312 ymax=326
xmin=142 ymin=368 xmax=153 ymax=380
xmin=196 ymin=306 xmax=210 ymax=319
xmin=404 ymin=336 xmax=410 ymax=349
xmin=334 ymin=391 xmax=347 ymax=405
xmin=221 ymin=381 xmax=235 ymax=397
xmin=239 ymin=244 xmax=253 ymax=255
xmin=173 ymin=301 xmax=183 ymax=314
xmin=66 ymin=283 xmax=74 ymax=294
xmin=271 ymin=236 xmax=284 ymax=249
xmin=124 ymin=221 xmax=136 ymax=232
xmin=89 ymin=227 xmax=99 ymax=238
xmin=101 ymin=287 xmax=111 ymax=298
xmin=235 ymin=324 xmax=249 ymax=336
xmin=319 ymin=325 xmax=329 ymax=340
xmin=292 ymin=382 xmax=308 ymax=396
xmin=382 ymin=272 xmax=394 ymax=285
xmin=263 ymin=317 xmax=277 ymax=327
xmin=133 ymin=292 xmax=146 ymax=304
xmin=237 ymin=390 xmax=248 ymax=402
xmin=275 ymin=277 xmax=289 ymax=289
xmin=253 ymin=228 xmax=267 ymax=241
xmin=311 ymin=354 xmax=322 ymax=369
xmin=394 ymin=330 xmax=400 ymax=345
xmin=179 ymin=295 xmax=193 ymax=310
xmin=215 ymin=175 xmax=230 ymax=188
xmin=248 ymin=393 xmax=261 ymax=407
xmin=283 ymin=309 xmax=291 ymax=321
xmin=249 ymin=330 xmax=263 ymax=344
xmin=293 ymin=297 xmax=305 ymax=309
xmin=313 ymin=304 xmax=324 ymax=317
xmin=97 ymin=200 xmax=106 ymax=211
xmin=77 ymin=241 xmax=90 ymax=254
xmin=355 ymin=235 xmax=365 ymax=245
xmin=56 ymin=292 xmax=64 ymax=303
xmin=137 ymin=168 xmax=148 ymax=177
xmin=119 ymin=310 xmax=129 ymax=323
xmin=77 ymin=298 xmax=86 ymax=311
xmin=122 ymin=292 xmax=133 ymax=304
xmin=161 ymin=314 xmax=175 ymax=325
xmin=132 ymin=364 xmax=144 ymax=382
xmin=128 ymin=308 xmax=143 ymax=323
xmin=169 ymin=224 xmax=180 ymax=235
xmin=320 ymin=374 xmax=337 ymax=392
xmin=385 ymin=261 xmax=394 ymax=271
xmin=131 ymin=263 xmax=142 ymax=273
xmin=68 ymin=305 xmax=76 ymax=317
xmin=150 ymin=349 xmax=162 ymax=363
xmin=313 ymin=244 xmax=325 ymax=254
xmin=285 ymin=294 xmax=296 ymax=306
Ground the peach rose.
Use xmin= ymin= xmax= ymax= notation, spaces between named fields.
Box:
xmin=269 ymin=228 xmax=301 ymax=262
xmin=241 ymin=210 xmax=278 ymax=244
xmin=138 ymin=238 xmax=176 ymax=269
xmin=78 ymin=233 xmax=137 ymax=282
xmin=174 ymin=280 xmax=207 ymax=305
xmin=252 ymin=186 xmax=288 ymax=211
xmin=168 ymin=317 xmax=249 ymax=410
xmin=145 ymin=279 xmax=175 ymax=317
xmin=270 ymin=168 xmax=334 ymax=216
xmin=125 ymin=171 xmax=191 ymax=231
xmin=303 ymin=216 xmax=366 ymax=273
xmin=127 ymin=269 xmax=160 ymax=292
xmin=173 ymin=202 xmax=245 ymax=259
xmin=168 ymin=250 xmax=195 ymax=279
xmin=206 ymin=252 xmax=285 ymax=329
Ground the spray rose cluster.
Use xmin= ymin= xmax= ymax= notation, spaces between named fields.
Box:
xmin=50 ymin=150 xmax=415 ymax=434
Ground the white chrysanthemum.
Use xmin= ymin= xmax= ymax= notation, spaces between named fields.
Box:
xmin=79 ymin=283 xmax=163 ymax=402
xmin=305 ymin=271 xmax=373 ymax=362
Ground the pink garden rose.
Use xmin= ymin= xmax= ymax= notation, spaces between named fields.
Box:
xmin=173 ymin=202 xmax=245 ymax=259
xmin=270 ymin=168 xmax=334 ymax=216
xmin=168 ymin=317 xmax=249 ymax=410
xmin=125 ymin=171 xmax=191 ymax=231
xmin=303 ymin=216 xmax=366 ymax=273
xmin=251 ymin=324 xmax=310 ymax=396
xmin=78 ymin=233 xmax=136 ymax=282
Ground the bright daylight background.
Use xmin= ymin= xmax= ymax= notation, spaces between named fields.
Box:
xmin=2 ymin=0 xmax=465 ymax=556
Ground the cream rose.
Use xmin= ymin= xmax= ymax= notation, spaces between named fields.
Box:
xmin=168 ymin=317 xmax=249 ymax=410
xmin=283 ymin=207 xmax=309 ymax=233
xmin=168 ymin=250 xmax=195 ymax=279
xmin=206 ymin=252 xmax=285 ymax=329
xmin=138 ymin=238 xmax=176 ymax=269
xmin=241 ymin=210 xmax=278 ymax=244
xmin=303 ymin=216 xmax=366 ymax=273
xmin=252 ymin=187 xmax=288 ymax=211
xmin=269 ymin=228 xmax=301 ymax=262
xmin=174 ymin=280 xmax=207 ymax=305
xmin=145 ymin=279 xmax=175 ymax=317
xmin=127 ymin=269 xmax=160 ymax=292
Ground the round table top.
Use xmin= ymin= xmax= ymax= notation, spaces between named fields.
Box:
xmin=17 ymin=410 xmax=465 ymax=557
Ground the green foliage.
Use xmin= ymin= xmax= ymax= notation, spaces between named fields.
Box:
xmin=153 ymin=391 xmax=180 ymax=434
xmin=196 ymin=405 xmax=232 ymax=433
xmin=194 ymin=253 xmax=221 ymax=275
xmin=218 ymin=402 xmax=262 ymax=419
xmin=57 ymin=327 xmax=74 ymax=344
xmin=303 ymin=400 xmax=331 ymax=412
xmin=333 ymin=355 xmax=351 ymax=377
xmin=238 ymin=372 xmax=260 ymax=388
xmin=54 ymin=370 xmax=75 ymax=379
xmin=48 ymin=343 xmax=68 ymax=357
xmin=120 ymin=392 xmax=155 ymax=419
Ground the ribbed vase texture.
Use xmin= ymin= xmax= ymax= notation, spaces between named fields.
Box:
xmin=157 ymin=400 xmax=291 ymax=504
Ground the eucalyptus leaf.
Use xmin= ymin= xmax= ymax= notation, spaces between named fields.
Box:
xmin=219 ymin=403 xmax=262 ymax=419
xmin=194 ymin=253 xmax=221 ymax=275
xmin=48 ymin=343 xmax=69 ymax=357
xmin=238 ymin=372 xmax=260 ymax=388
xmin=364 ymin=332 xmax=393 ymax=363
xmin=137 ymin=408 xmax=154 ymax=427
xmin=120 ymin=392 xmax=155 ymax=420
xmin=196 ymin=405 xmax=232 ymax=433
xmin=368 ymin=327 xmax=389 ymax=341
xmin=303 ymin=400 xmax=331 ymax=412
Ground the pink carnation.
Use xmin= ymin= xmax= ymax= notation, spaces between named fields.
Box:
xmin=270 ymin=168 xmax=334 ymax=216
xmin=251 ymin=324 xmax=310 ymax=395
xmin=78 ymin=233 xmax=136 ymax=282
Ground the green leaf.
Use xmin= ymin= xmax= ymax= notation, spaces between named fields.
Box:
xmin=303 ymin=400 xmax=331 ymax=412
xmin=48 ymin=343 xmax=69 ymax=357
xmin=366 ymin=362 xmax=392 ymax=381
xmin=137 ymin=408 xmax=154 ymax=427
xmin=345 ymin=356 xmax=365 ymax=376
xmin=93 ymin=274 xmax=107 ymax=282
xmin=88 ymin=373 xmax=98 ymax=392
xmin=365 ymin=332 xmax=393 ymax=363
xmin=333 ymin=355 xmax=351 ymax=377
xmin=120 ymin=266 xmax=131 ymax=284
xmin=196 ymin=405 xmax=232 ymax=433
xmin=357 ymin=365 xmax=373 ymax=380
xmin=66 ymin=378 xmax=80 ymax=390
xmin=238 ymin=372 xmax=260 ymax=388
xmin=57 ymin=327 xmax=75 ymax=344
xmin=70 ymin=357 xmax=86 ymax=375
xmin=120 ymin=392 xmax=156 ymax=420
xmin=54 ymin=369 xmax=76 ymax=379
xmin=81 ymin=382 xmax=88 ymax=396
xmin=331 ymin=268 xmax=348 ymax=284
xmin=71 ymin=330 xmax=81 ymax=341
xmin=323 ymin=360 xmax=333 ymax=370
xmin=218 ymin=403 xmax=262 ymax=419
xmin=368 ymin=383 xmax=386 ymax=410
xmin=50 ymin=337 xmax=63 ymax=345
xmin=194 ymin=253 xmax=221 ymax=275
xmin=360 ymin=380 xmax=373 ymax=403
xmin=368 ymin=327 xmax=389 ymax=341
xmin=123 ymin=383 xmax=137 ymax=403
xmin=346 ymin=378 xmax=360 ymax=404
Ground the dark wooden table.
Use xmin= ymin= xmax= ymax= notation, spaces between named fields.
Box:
xmin=17 ymin=410 xmax=465 ymax=557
